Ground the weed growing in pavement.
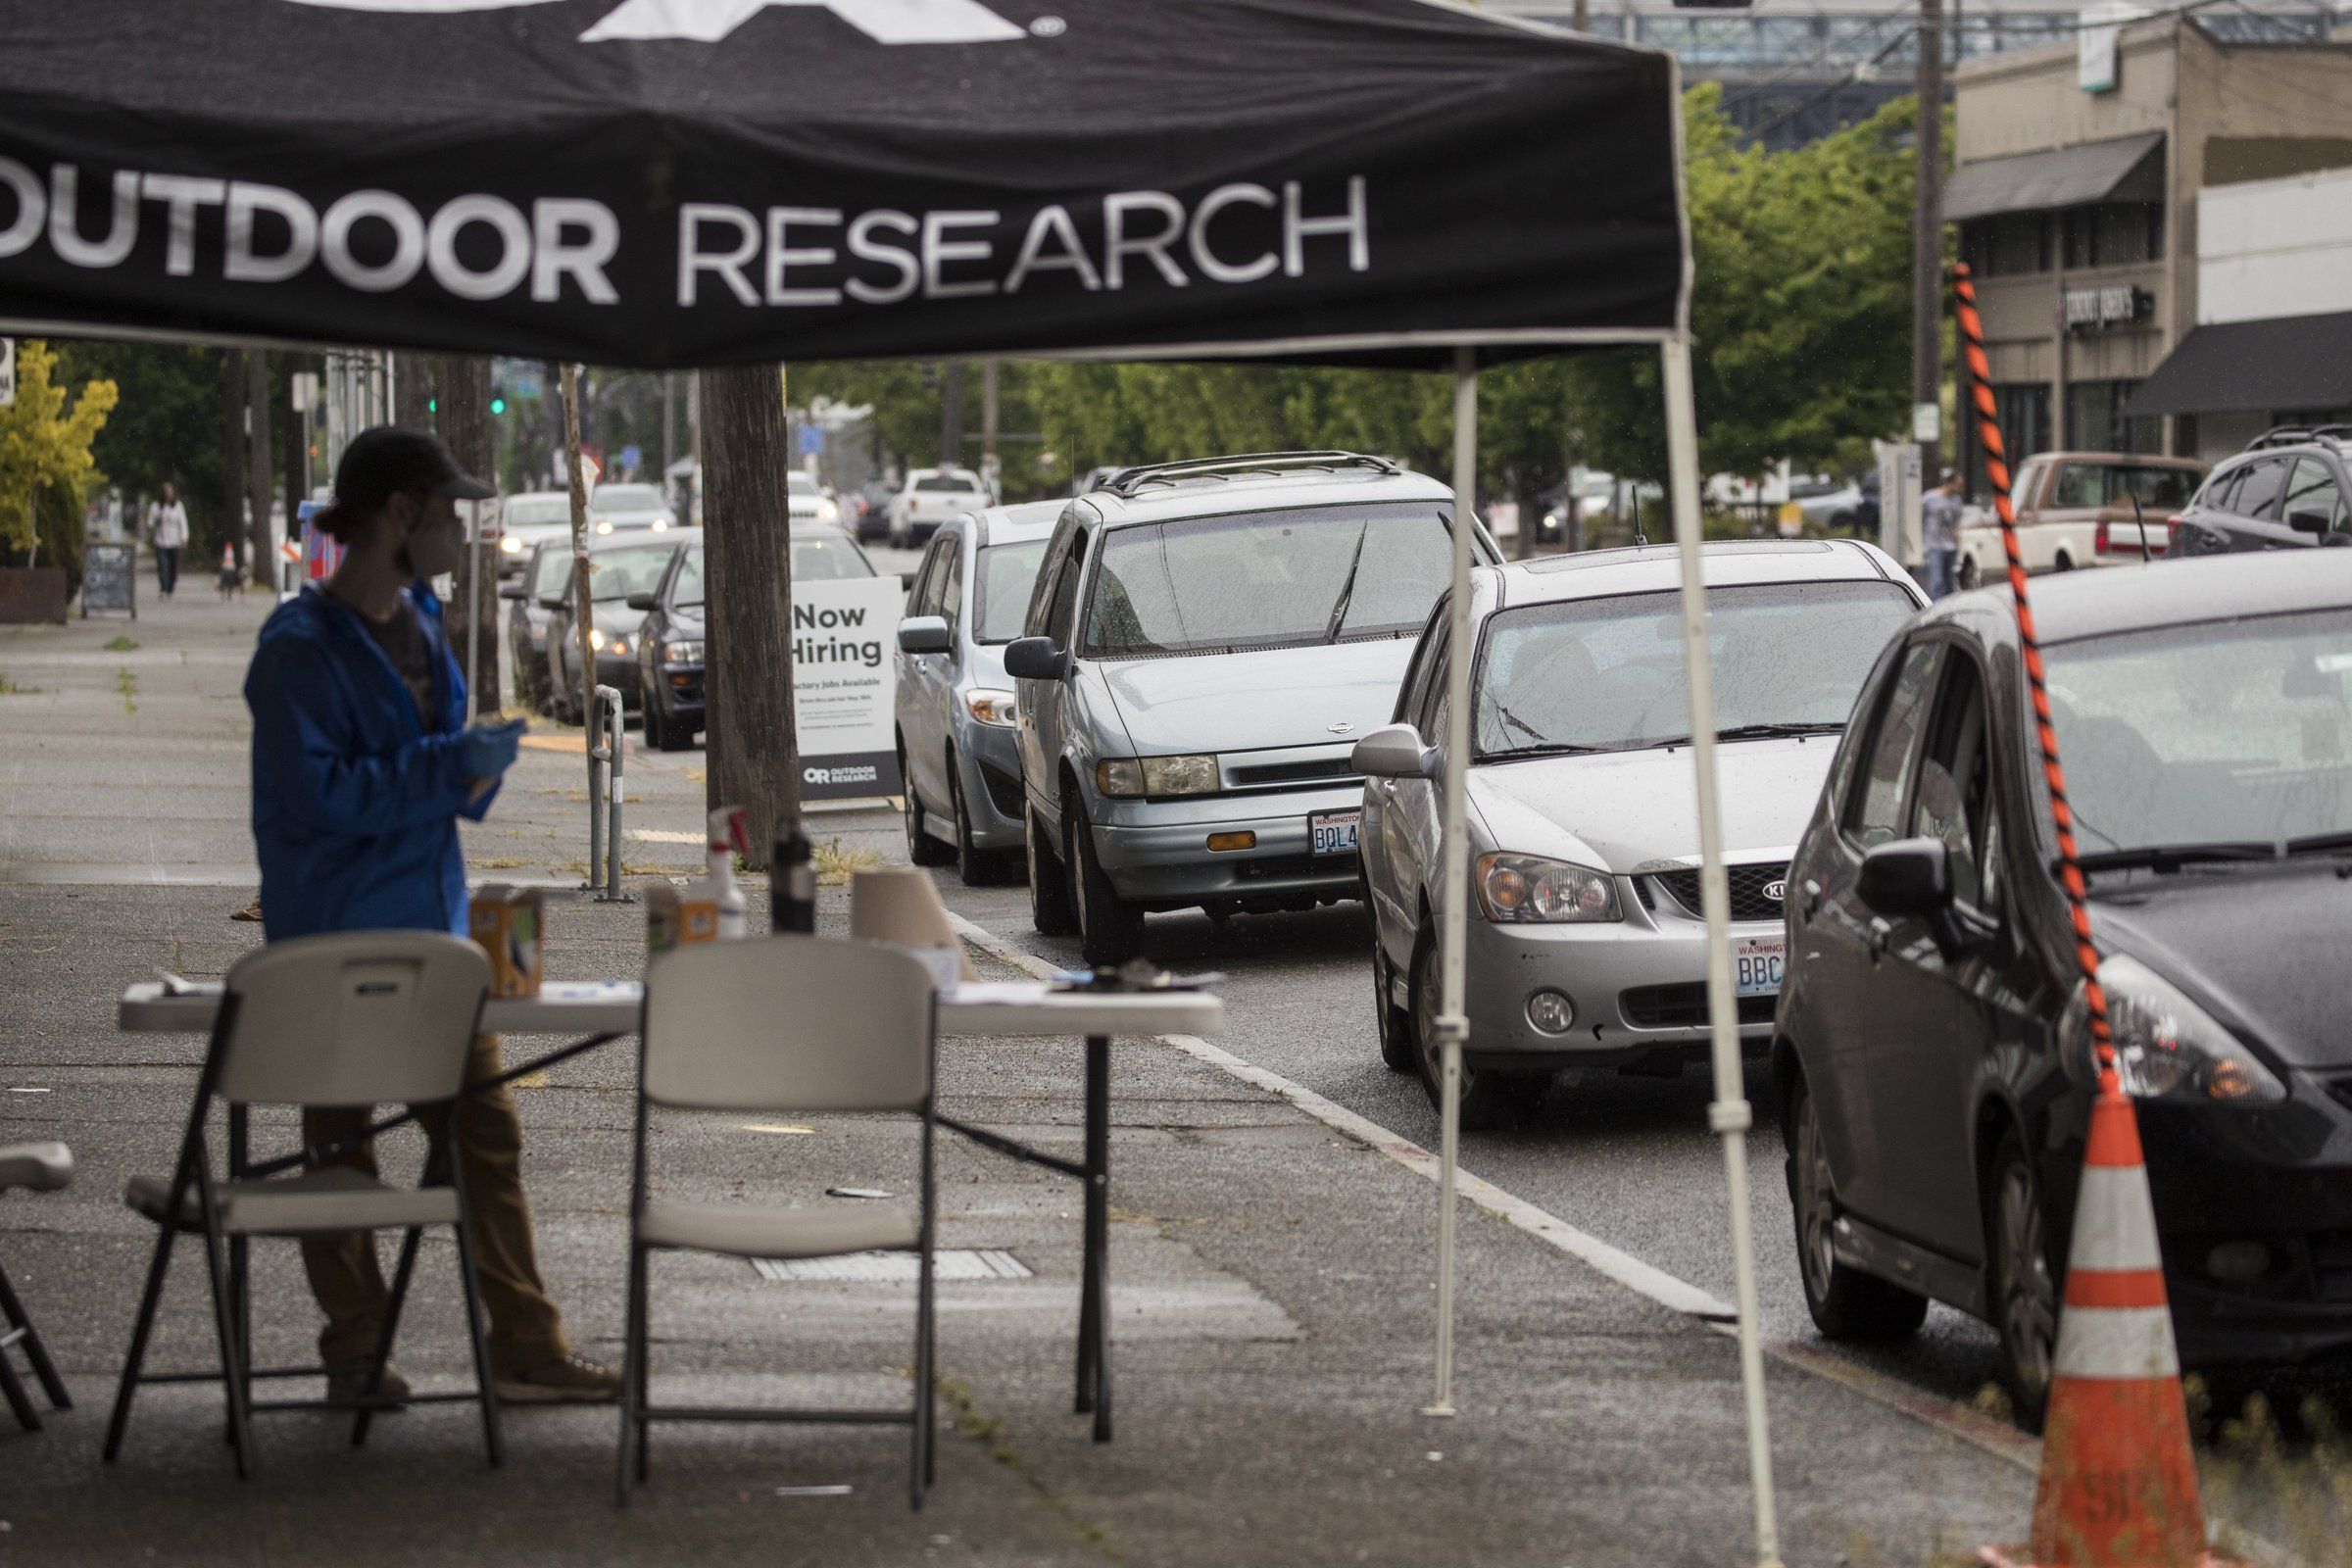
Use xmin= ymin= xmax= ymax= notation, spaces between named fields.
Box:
xmin=116 ymin=666 xmax=136 ymax=713
xmin=814 ymin=836 xmax=885 ymax=887
xmin=0 ymin=673 xmax=34 ymax=694
xmin=103 ymin=634 xmax=138 ymax=652
xmin=2201 ymin=1386 xmax=2352 ymax=1565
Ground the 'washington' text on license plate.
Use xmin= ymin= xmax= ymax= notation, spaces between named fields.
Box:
xmin=1733 ymin=934 xmax=1786 ymax=998
xmin=1310 ymin=808 xmax=1360 ymax=857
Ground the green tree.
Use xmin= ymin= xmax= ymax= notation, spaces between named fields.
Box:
xmin=52 ymin=339 xmax=238 ymax=554
xmin=0 ymin=340 xmax=118 ymax=566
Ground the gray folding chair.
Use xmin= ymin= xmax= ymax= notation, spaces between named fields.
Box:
xmin=1 ymin=1142 xmax=74 ymax=1431
xmin=620 ymin=937 xmax=939 ymax=1509
xmin=103 ymin=931 xmax=501 ymax=1478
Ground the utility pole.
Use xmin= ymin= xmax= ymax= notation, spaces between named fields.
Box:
xmin=939 ymin=362 xmax=967 ymax=469
xmin=245 ymin=352 xmax=274 ymax=589
xmin=1913 ymin=0 xmax=1946 ymax=488
xmin=981 ymin=360 xmax=1001 ymax=494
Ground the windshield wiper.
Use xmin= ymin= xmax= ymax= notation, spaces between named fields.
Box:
xmin=1483 ymin=742 xmax=1612 ymax=763
xmin=2282 ymin=829 xmax=2352 ymax=857
xmin=2073 ymin=842 xmax=2278 ymax=874
xmin=1322 ymin=524 xmax=1372 ymax=644
xmin=1494 ymin=701 xmax=1547 ymax=745
xmin=1636 ymin=721 xmax=1844 ymax=751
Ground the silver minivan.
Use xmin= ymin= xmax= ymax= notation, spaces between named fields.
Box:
xmin=1004 ymin=453 xmax=1497 ymax=964
xmin=896 ymin=503 xmax=1060 ymax=883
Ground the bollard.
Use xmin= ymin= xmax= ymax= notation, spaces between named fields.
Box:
xmin=584 ymin=691 xmax=605 ymax=896
xmin=585 ymin=686 xmax=633 ymax=904
xmin=603 ymin=686 xmax=626 ymax=902
xmin=772 ymin=816 xmax=815 ymax=934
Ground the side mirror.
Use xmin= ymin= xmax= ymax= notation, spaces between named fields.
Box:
xmin=1857 ymin=838 xmax=1951 ymax=919
xmin=1351 ymin=722 xmax=1439 ymax=780
xmin=498 ymin=583 xmax=526 ymax=601
xmin=625 ymin=591 xmax=661 ymax=612
xmin=1003 ymin=636 xmax=1068 ymax=682
xmin=537 ymin=595 xmax=567 ymax=612
xmin=2288 ymin=508 xmax=2330 ymax=539
xmin=898 ymin=615 xmax=953 ymax=655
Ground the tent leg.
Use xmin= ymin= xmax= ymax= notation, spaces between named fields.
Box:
xmin=1661 ymin=334 xmax=1782 ymax=1568
xmin=1426 ymin=346 xmax=1478 ymax=1420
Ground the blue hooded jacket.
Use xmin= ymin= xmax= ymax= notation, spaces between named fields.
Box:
xmin=246 ymin=583 xmax=499 ymax=941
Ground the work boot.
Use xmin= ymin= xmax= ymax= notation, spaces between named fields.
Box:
xmin=496 ymin=1353 xmax=622 ymax=1404
xmin=326 ymin=1363 xmax=412 ymax=1406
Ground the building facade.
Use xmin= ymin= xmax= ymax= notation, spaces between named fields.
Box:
xmin=1948 ymin=14 xmax=2352 ymax=479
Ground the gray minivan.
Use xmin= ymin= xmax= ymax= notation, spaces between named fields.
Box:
xmin=896 ymin=503 xmax=1060 ymax=883
xmin=1004 ymin=453 xmax=1496 ymax=964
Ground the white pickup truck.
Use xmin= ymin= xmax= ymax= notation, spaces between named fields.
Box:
xmin=1954 ymin=451 xmax=2205 ymax=590
xmin=887 ymin=467 xmax=991 ymax=547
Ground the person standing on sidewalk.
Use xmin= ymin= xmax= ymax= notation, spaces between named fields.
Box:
xmin=152 ymin=483 xmax=187 ymax=598
xmin=242 ymin=426 xmax=620 ymax=1407
xmin=1922 ymin=471 xmax=1965 ymax=600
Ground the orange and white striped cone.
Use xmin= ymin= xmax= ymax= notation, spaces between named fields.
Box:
xmin=1982 ymin=1091 xmax=2239 ymax=1568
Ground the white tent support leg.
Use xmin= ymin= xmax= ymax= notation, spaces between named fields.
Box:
xmin=1426 ymin=345 xmax=1479 ymax=1420
xmin=1659 ymin=334 xmax=1783 ymax=1568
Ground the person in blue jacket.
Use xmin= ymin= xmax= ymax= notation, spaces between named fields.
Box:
xmin=245 ymin=426 xmax=618 ymax=1406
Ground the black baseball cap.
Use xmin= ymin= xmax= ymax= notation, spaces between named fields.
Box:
xmin=316 ymin=426 xmax=495 ymax=537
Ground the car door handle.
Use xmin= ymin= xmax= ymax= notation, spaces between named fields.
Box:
xmin=1798 ymin=878 xmax=1821 ymax=922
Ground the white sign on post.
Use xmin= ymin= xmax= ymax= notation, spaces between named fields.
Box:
xmin=0 ymin=338 xmax=15 ymax=409
xmin=793 ymin=574 xmax=905 ymax=801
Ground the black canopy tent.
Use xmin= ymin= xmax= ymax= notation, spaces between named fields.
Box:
xmin=0 ymin=5 xmax=1780 ymax=1559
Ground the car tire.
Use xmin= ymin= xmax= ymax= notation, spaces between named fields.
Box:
xmin=1788 ymin=1076 xmax=1929 ymax=1344
xmin=1987 ymin=1129 xmax=2060 ymax=1433
xmin=645 ymin=694 xmax=688 ymax=752
xmin=904 ymin=755 xmax=953 ymax=868
xmin=1026 ymin=806 xmax=1077 ymax=937
xmin=949 ymin=762 xmax=1003 ymax=888
xmin=1408 ymin=922 xmax=1526 ymax=1130
xmin=2052 ymin=553 xmax=2076 ymax=572
xmin=1068 ymin=801 xmax=1145 ymax=966
xmin=1371 ymin=939 xmax=1414 ymax=1074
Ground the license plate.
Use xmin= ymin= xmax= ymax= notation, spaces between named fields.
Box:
xmin=1733 ymin=934 xmax=1786 ymax=999
xmin=1309 ymin=808 xmax=1360 ymax=857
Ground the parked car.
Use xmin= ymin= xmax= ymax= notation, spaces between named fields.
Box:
xmin=539 ymin=531 xmax=691 ymax=722
xmin=500 ymin=539 xmax=576 ymax=711
xmin=1954 ymin=452 xmax=2203 ymax=588
xmin=1004 ymin=452 xmax=1497 ymax=964
xmin=788 ymin=482 xmax=842 ymax=526
xmin=852 ymin=479 xmax=897 ymax=542
xmin=588 ymin=480 xmax=676 ymax=535
xmin=632 ymin=522 xmax=884 ymax=751
xmin=893 ymin=503 xmax=1060 ymax=882
xmin=1773 ymin=549 xmax=2352 ymax=1429
xmin=1788 ymin=477 xmax=1865 ymax=532
xmin=2170 ymin=426 xmax=2352 ymax=558
xmin=1351 ymin=539 xmax=1925 ymax=1126
xmin=888 ymin=467 xmax=990 ymax=547
xmin=495 ymin=491 xmax=575 ymax=579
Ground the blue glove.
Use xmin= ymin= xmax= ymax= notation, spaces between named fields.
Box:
xmin=458 ymin=718 xmax=526 ymax=781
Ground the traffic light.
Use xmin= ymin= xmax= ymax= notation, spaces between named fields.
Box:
xmin=426 ymin=397 xmax=437 ymax=415
xmin=491 ymin=397 xmax=507 ymax=416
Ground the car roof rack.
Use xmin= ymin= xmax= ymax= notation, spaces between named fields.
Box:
xmin=2248 ymin=425 xmax=2352 ymax=451
xmin=1097 ymin=451 xmax=1399 ymax=498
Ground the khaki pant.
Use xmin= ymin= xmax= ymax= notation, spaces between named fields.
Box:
xmin=299 ymin=1034 xmax=570 ymax=1377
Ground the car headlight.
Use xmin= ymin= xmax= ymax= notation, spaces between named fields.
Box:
xmin=607 ymin=637 xmax=628 ymax=658
xmin=1475 ymin=853 xmax=1622 ymax=923
xmin=651 ymin=517 xmax=668 ymax=531
xmin=965 ymin=688 xmax=1018 ymax=727
xmin=662 ymin=640 xmax=703 ymax=665
xmin=587 ymin=627 xmax=605 ymax=651
xmin=1095 ymin=755 xmax=1219 ymax=798
xmin=2063 ymin=955 xmax=2284 ymax=1106
xmin=595 ymin=519 xmax=613 ymax=535
xmin=500 ymin=534 xmax=523 ymax=555
xmin=818 ymin=500 xmax=839 ymax=521
xmin=526 ymin=622 xmax=545 ymax=645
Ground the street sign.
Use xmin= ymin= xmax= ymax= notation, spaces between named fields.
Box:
xmin=1911 ymin=402 xmax=1941 ymax=444
xmin=797 ymin=422 xmax=825 ymax=456
xmin=0 ymin=337 xmax=13 ymax=408
xmin=619 ymin=444 xmax=643 ymax=471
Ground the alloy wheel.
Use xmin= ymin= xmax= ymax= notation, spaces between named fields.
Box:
xmin=1796 ymin=1096 xmax=1838 ymax=1303
xmin=1996 ymin=1160 xmax=2057 ymax=1412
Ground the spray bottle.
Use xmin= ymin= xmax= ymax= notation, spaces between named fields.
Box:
xmin=666 ymin=805 xmax=749 ymax=946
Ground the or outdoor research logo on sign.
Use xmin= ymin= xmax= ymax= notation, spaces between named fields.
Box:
xmin=282 ymin=0 xmax=1033 ymax=45
xmin=1761 ymin=879 xmax=1787 ymax=904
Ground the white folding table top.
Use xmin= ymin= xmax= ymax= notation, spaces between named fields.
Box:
xmin=119 ymin=976 xmax=1222 ymax=1041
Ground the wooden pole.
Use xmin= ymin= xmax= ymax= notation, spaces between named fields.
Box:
xmin=245 ymin=351 xmax=273 ymax=588
xmin=437 ymin=355 xmax=502 ymax=714
xmin=562 ymin=364 xmax=596 ymax=746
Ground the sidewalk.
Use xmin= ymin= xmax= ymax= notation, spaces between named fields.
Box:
xmin=0 ymin=592 xmax=2034 ymax=1566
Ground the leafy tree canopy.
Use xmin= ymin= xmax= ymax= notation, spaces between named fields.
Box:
xmin=0 ymin=340 xmax=118 ymax=558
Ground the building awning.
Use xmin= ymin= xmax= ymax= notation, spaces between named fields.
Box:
xmin=2128 ymin=312 xmax=2352 ymax=416
xmin=1944 ymin=131 xmax=2166 ymax=221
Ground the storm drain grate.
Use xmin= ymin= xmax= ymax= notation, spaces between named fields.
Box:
xmin=752 ymin=1250 xmax=1031 ymax=1283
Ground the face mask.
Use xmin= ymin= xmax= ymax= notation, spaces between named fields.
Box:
xmin=402 ymin=512 xmax=464 ymax=581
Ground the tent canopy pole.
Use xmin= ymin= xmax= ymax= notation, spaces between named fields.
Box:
xmin=1660 ymin=333 xmax=1783 ymax=1568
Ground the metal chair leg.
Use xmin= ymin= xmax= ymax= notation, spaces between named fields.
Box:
xmin=0 ymin=1343 xmax=37 ymax=1431
xmin=351 ymin=1226 xmax=421 ymax=1448
xmin=0 ymin=1257 xmax=71 ymax=1410
xmin=632 ymin=1247 xmax=651 ymax=1485
xmin=196 ymin=1212 xmax=254 ymax=1479
xmin=103 ymin=1219 xmax=177 ymax=1461
xmin=449 ymin=1211 xmax=505 ymax=1468
xmin=616 ymin=1243 xmax=647 ymax=1507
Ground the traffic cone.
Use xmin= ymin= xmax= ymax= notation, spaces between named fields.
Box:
xmin=1981 ymin=1091 xmax=2240 ymax=1568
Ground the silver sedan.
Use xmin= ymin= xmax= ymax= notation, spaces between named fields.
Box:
xmin=1353 ymin=538 xmax=1925 ymax=1128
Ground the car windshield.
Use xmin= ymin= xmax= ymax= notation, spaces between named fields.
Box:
xmin=916 ymin=474 xmax=983 ymax=494
xmin=793 ymin=536 xmax=874 ymax=581
xmin=504 ymin=497 xmax=570 ymax=527
xmin=584 ymin=545 xmax=675 ymax=602
xmin=1472 ymin=581 xmax=1918 ymax=757
xmin=975 ymin=539 xmax=1050 ymax=643
xmin=530 ymin=547 xmax=571 ymax=598
xmin=591 ymin=484 xmax=664 ymax=514
xmin=673 ymin=549 xmax=703 ymax=609
xmin=2041 ymin=608 xmax=2352 ymax=857
xmin=1082 ymin=502 xmax=1456 ymax=658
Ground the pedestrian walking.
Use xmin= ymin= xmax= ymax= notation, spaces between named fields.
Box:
xmin=152 ymin=483 xmax=187 ymax=598
xmin=1922 ymin=472 xmax=1964 ymax=600
xmin=242 ymin=426 xmax=620 ymax=1407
